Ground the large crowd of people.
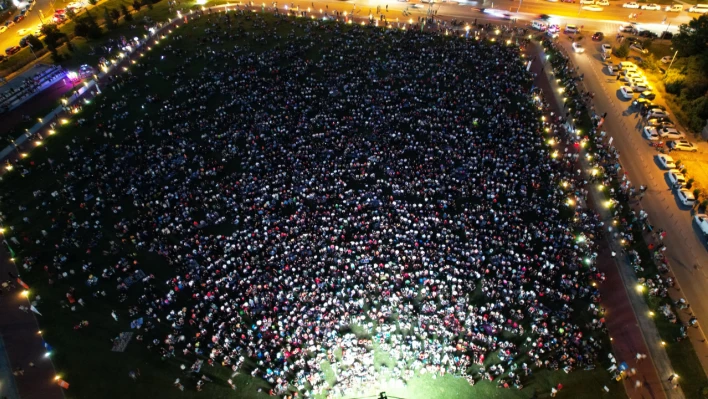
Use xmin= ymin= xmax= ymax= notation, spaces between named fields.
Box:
xmin=2 ymin=11 xmax=612 ymax=398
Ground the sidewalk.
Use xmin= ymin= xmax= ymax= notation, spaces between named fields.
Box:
xmin=529 ymin=42 xmax=675 ymax=399
xmin=0 ymin=246 xmax=64 ymax=399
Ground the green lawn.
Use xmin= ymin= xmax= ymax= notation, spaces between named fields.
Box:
xmin=0 ymin=13 xmax=627 ymax=399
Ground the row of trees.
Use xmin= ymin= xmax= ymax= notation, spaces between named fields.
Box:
xmin=26 ymin=0 xmax=157 ymax=62
xmin=665 ymin=15 xmax=708 ymax=133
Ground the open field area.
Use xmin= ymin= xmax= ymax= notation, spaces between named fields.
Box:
xmin=0 ymin=13 xmax=626 ymax=399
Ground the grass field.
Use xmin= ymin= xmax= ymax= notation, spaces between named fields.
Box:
xmin=0 ymin=13 xmax=627 ymax=399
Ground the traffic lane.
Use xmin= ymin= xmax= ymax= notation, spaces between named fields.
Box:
xmin=562 ymin=40 xmax=708 ymax=368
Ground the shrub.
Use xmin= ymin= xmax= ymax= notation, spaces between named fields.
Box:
xmin=614 ymin=43 xmax=629 ymax=58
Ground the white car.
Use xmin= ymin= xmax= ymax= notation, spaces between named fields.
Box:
xmin=618 ymin=23 xmax=638 ymax=32
xmin=667 ymin=170 xmax=687 ymax=188
xmin=622 ymin=71 xmax=643 ymax=81
xmin=668 ymin=140 xmax=698 ymax=152
xmin=580 ymin=0 xmax=594 ymax=4
xmin=677 ymin=189 xmax=696 ymax=206
xmin=647 ymin=109 xmax=670 ymax=119
xmin=572 ymin=42 xmax=585 ymax=53
xmin=643 ymin=127 xmax=660 ymax=141
xmin=582 ymin=5 xmax=604 ymax=11
xmin=657 ymin=154 xmax=676 ymax=169
xmin=657 ymin=127 xmax=685 ymax=140
xmin=620 ymin=86 xmax=634 ymax=99
xmin=632 ymin=83 xmax=652 ymax=92
xmin=623 ymin=2 xmax=640 ymax=8
xmin=661 ymin=56 xmax=672 ymax=64
xmin=601 ymin=43 xmax=612 ymax=53
xmin=640 ymin=3 xmax=661 ymax=10
xmin=693 ymin=214 xmax=708 ymax=238
xmin=0 ymin=26 xmax=7 ymax=34
xmin=16 ymin=28 xmax=31 ymax=36
xmin=596 ymin=0 xmax=609 ymax=5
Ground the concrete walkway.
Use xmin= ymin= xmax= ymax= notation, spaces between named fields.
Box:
xmin=530 ymin=41 xmax=678 ymax=399
xmin=0 ymin=246 xmax=64 ymax=399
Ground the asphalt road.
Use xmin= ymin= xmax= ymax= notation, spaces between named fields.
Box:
xmin=0 ymin=0 xmax=698 ymax=62
xmin=556 ymin=38 xmax=708 ymax=373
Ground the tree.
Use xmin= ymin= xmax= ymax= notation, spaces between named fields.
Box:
xmin=121 ymin=4 xmax=132 ymax=21
xmin=66 ymin=8 xmax=76 ymax=19
xmin=42 ymin=25 xmax=67 ymax=51
xmin=142 ymin=0 xmax=153 ymax=10
xmin=613 ymin=43 xmax=629 ymax=58
xmin=672 ymin=15 xmax=708 ymax=58
xmin=76 ymin=13 xmax=103 ymax=39
xmin=132 ymin=0 xmax=142 ymax=12
xmin=74 ymin=19 xmax=91 ymax=37
xmin=88 ymin=0 xmax=98 ymax=5
xmin=26 ymin=35 xmax=43 ymax=50
xmin=110 ymin=7 xmax=120 ymax=21
xmin=103 ymin=7 xmax=116 ymax=29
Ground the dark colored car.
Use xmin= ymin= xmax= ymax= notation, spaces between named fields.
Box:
xmin=19 ymin=36 xmax=30 ymax=48
xmin=13 ymin=15 xmax=25 ymax=23
xmin=5 ymin=46 xmax=21 ymax=56
xmin=592 ymin=32 xmax=604 ymax=41
xmin=638 ymin=30 xmax=658 ymax=39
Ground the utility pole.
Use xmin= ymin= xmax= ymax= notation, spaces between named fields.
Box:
xmin=665 ymin=49 xmax=678 ymax=75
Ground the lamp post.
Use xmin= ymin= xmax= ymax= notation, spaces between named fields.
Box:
xmin=665 ymin=49 xmax=678 ymax=75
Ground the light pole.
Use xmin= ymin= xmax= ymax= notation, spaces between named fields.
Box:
xmin=665 ymin=49 xmax=678 ymax=75
xmin=36 ymin=9 xmax=45 ymax=25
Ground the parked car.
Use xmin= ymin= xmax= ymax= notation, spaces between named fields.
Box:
xmin=565 ymin=24 xmax=579 ymax=33
xmin=620 ymin=86 xmax=634 ymax=99
xmin=640 ymin=91 xmax=656 ymax=100
xmin=580 ymin=0 xmax=595 ymax=4
xmin=668 ymin=140 xmax=698 ymax=152
xmin=638 ymin=30 xmax=658 ymax=38
xmin=631 ymin=83 xmax=652 ymax=92
xmin=640 ymin=3 xmax=661 ymax=10
xmin=693 ymin=214 xmax=708 ymax=238
xmin=668 ymin=170 xmax=687 ymax=188
xmin=642 ymin=126 xmax=660 ymax=141
xmin=665 ymin=4 xmax=683 ymax=12
xmin=647 ymin=117 xmax=674 ymax=128
xmin=19 ymin=36 xmax=30 ymax=47
xmin=5 ymin=46 xmax=21 ymax=55
xmin=593 ymin=32 xmax=605 ymax=41
xmin=618 ymin=24 xmax=637 ymax=33
xmin=582 ymin=4 xmax=604 ymax=11
xmin=596 ymin=0 xmax=609 ymax=5
xmin=647 ymin=109 xmax=670 ymax=119
xmin=623 ymin=2 xmax=640 ymax=8
xmin=657 ymin=154 xmax=676 ymax=169
xmin=677 ymin=189 xmax=696 ymax=206
xmin=572 ymin=42 xmax=585 ymax=53
xmin=13 ymin=15 xmax=25 ymax=23
xmin=630 ymin=43 xmax=649 ymax=54
xmin=657 ymin=127 xmax=685 ymax=140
